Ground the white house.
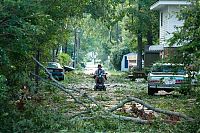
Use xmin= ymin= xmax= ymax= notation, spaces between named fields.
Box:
xmin=121 ymin=53 xmax=137 ymax=71
xmin=150 ymin=0 xmax=191 ymax=55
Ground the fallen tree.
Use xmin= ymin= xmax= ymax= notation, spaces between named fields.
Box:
xmin=32 ymin=57 xmax=194 ymax=124
xmin=107 ymin=96 xmax=194 ymax=121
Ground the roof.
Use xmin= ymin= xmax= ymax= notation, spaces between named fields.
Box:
xmin=149 ymin=45 xmax=164 ymax=51
xmin=148 ymin=43 xmax=183 ymax=51
xmin=150 ymin=0 xmax=191 ymax=10
xmin=124 ymin=52 xmax=137 ymax=56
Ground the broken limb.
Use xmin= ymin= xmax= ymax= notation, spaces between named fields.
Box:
xmin=72 ymin=112 xmax=150 ymax=124
xmin=31 ymin=73 xmax=89 ymax=109
xmin=108 ymin=96 xmax=194 ymax=121
xmin=110 ymin=114 xmax=150 ymax=124
xmin=32 ymin=57 xmax=101 ymax=109
xmin=32 ymin=57 xmax=194 ymax=124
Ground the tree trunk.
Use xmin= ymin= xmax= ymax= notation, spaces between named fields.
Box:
xmin=109 ymin=27 xmax=114 ymax=45
xmin=73 ymin=28 xmax=77 ymax=68
xmin=116 ymin=22 xmax=119 ymax=44
xmin=137 ymin=30 xmax=143 ymax=71
xmin=137 ymin=3 xmax=143 ymax=71
xmin=52 ymin=49 xmax=55 ymax=62
xmin=147 ymin=22 xmax=153 ymax=46
xmin=55 ymin=48 xmax=59 ymax=57
xmin=65 ymin=41 xmax=68 ymax=53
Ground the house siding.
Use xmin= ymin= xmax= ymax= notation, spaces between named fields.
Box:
xmin=159 ymin=5 xmax=184 ymax=47
xmin=159 ymin=6 xmax=168 ymax=46
xmin=150 ymin=0 xmax=191 ymax=58
xmin=167 ymin=5 xmax=184 ymax=46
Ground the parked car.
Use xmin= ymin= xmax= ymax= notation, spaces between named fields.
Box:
xmin=147 ymin=63 xmax=190 ymax=95
xmin=47 ymin=62 xmax=64 ymax=80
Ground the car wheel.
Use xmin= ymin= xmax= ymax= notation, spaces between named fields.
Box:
xmin=132 ymin=77 xmax=136 ymax=81
xmin=148 ymin=86 xmax=155 ymax=95
xmin=94 ymin=85 xmax=97 ymax=91
xmin=103 ymin=86 xmax=106 ymax=91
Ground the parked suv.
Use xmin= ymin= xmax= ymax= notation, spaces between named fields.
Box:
xmin=147 ymin=63 xmax=190 ymax=95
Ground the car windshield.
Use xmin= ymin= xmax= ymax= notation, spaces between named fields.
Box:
xmin=151 ymin=64 xmax=186 ymax=74
xmin=47 ymin=62 xmax=62 ymax=68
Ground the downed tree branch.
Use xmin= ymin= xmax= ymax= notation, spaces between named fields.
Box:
xmin=32 ymin=57 xmax=194 ymax=124
xmin=31 ymin=73 xmax=88 ymax=109
xmin=110 ymin=114 xmax=150 ymax=124
xmin=72 ymin=113 xmax=150 ymax=124
xmin=108 ymin=96 xmax=194 ymax=121
xmin=32 ymin=57 xmax=101 ymax=109
xmin=32 ymin=57 xmax=79 ymax=93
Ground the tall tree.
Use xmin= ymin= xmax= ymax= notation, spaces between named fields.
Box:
xmin=0 ymin=0 xmax=89 ymax=86
xmin=170 ymin=0 xmax=200 ymax=67
xmin=125 ymin=0 xmax=159 ymax=70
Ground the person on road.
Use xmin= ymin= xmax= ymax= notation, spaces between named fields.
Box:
xmin=94 ymin=64 xmax=106 ymax=83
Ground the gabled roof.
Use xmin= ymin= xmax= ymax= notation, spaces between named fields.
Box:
xmin=149 ymin=45 xmax=164 ymax=51
xmin=124 ymin=52 xmax=137 ymax=56
xmin=150 ymin=0 xmax=191 ymax=10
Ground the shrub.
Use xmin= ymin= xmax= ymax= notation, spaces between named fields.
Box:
xmin=0 ymin=75 xmax=8 ymax=100
xmin=58 ymin=53 xmax=71 ymax=66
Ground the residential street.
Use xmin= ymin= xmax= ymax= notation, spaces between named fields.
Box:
xmin=61 ymin=71 xmax=196 ymax=126
xmin=1 ymin=0 xmax=199 ymax=132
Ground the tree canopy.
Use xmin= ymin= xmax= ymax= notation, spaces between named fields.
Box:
xmin=170 ymin=0 xmax=200 ymax=67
